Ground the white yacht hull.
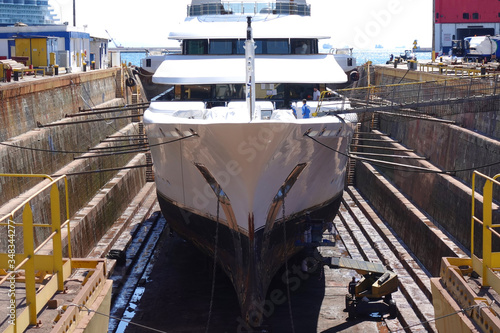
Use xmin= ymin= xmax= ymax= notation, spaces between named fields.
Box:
xmin=144 ymin=111 xmax=354 ymax=325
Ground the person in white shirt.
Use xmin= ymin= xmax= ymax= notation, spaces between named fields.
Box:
xmin=313 ymin=87 xmax=321 ymax=101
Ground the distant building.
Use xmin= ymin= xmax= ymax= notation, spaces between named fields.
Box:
xmin=0 ymin=0 xmax=57 ymax=27
xmin=0 ymin=25 xmax=109 ymax=71
xmin=434 ymin=0 xmax=500 ymax=53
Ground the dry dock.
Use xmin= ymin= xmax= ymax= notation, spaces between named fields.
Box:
xmin=0 ymin=63 xmax=499 ymax=332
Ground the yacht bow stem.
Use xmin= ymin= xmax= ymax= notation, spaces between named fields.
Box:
xmin=245 ymin=16 xmax=257 ymax=120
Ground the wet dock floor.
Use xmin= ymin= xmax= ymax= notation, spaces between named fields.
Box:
xmin=120 ymin=222 xmax=382 ymax=333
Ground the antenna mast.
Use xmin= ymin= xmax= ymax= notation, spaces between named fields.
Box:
xmin=245 ymin=16 xmax=257 ymax=120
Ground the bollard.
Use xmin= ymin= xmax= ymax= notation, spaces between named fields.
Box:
xmin=91 ymin=61 xmax=95 ymax=70
xmin=481 ymin=66 xmax=486 ymax=78
xmin=6 ymin=68 xmax=12 ymax=82
xmin=54 ymin=65 xmax=59 ymax=76
xmin=393 ymin=60 xmax=397 ymax=68
xmin=83 ymin=62 xmax=87 ymax=72
xmin=13 ymin=70 xmax=19 ymax=81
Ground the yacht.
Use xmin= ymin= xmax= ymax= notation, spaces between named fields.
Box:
xmin=143 ymin=0 xmax=357 ymax=326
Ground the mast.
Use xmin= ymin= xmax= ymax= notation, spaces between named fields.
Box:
xmin=245 ymin=16 xmax=257 ymax=120
xmin=432 ymin=0 xmax=435 ymax=61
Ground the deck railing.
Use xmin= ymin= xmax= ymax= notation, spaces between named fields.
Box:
xmin=335 ymin=76 xmax=500 ymax=120
xmin=188 ymin=1 xmax=311 ymax=17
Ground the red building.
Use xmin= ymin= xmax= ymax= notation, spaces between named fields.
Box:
xmin=434 ymin=0 xmax=500 ymax=53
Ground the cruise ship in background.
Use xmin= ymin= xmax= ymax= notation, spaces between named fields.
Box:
xmin=0 ymin=0 xmax=57 ymax=26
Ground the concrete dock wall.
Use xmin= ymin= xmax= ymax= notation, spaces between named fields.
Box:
xmin=0 ymin=99 xmax=130 ymax=207
xmin=0 ymin=68 xmax=149 ymax=258
xmin=66 ymin=153 xmax=147 ymax=258
xmin=0 ymin=122 xmax=147 ymax=255
xmin=355 ymin=161 xmax=463 ymax=276
xmin=0 ymin=69 xmax=122 ymax=142
xmin=353 ymin=66 xmax=500 ymax=273
xmin=379 ymin=117 xmax=500 ymax=198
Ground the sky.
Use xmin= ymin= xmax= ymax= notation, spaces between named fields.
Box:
xmin=49 ymin=0 xmax=433 ymax=50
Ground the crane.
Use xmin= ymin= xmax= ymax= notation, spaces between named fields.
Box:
xmin=105 ymin=30 xmax=122 ymax=48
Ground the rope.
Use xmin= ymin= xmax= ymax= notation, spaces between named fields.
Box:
xmin=205 ymin=187 xmax=220 ymax=333
xmin=282 ymin=188 xmax=296 ymax=333
xmin=66 ymin=304 xmax=168 ymax=333
xmin=390 ymin=303 xmax=487 ymax=332
xmin=0 ymin=134 xmax=198 ymax=155
xmin=51 ymin=163 xmax=153 ymax=177
xmin=304 ymin=133 xmax=500 ymax=175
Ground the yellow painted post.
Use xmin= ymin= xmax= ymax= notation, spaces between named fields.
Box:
xmin=50 ymin=184 xmax=64 ymax=291
xmin=49 ymin=52 xmax=55 ymax=66
xmin=22 ymin=203 xmax=37 ymax=325
xmin=64 ymin=177 xmax=72 ymax=259
xmin=483 ymin=179 xmax=493 ymax=286
xmin=471 ymin=172 xmax=476 ymax=256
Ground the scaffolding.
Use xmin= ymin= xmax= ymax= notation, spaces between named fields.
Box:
xmin=331 ymin=76 xmax=500 ymax=122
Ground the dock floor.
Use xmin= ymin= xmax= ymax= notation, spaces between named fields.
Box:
xmin=121 ymin=224 xmax=383 ymax=333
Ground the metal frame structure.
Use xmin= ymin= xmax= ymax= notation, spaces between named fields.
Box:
xmin=0 ymin=174 xmax=109 ymax=333
xmin=431 ymin=171 xmax=500 ymax=332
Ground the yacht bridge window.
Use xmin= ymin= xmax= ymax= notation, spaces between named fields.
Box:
xmin=158 ymin=83 xmax=324 ymax=110
xmin=183 ymin=38 xmax=318 ymax=55
xmin=184 ymin=39 xmax=208 ymax=54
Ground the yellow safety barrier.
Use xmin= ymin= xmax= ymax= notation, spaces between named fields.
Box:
xmin=471 ymin=171 xmax=500 ymax=291
xmin=431 ymin=171 xmax=500 ymax=333
xmin=0 ymin=173 xmax=111 ymax=333
xmin=12 ymin=68 xmax=45 ymax=79
xmin=419 ymin=62 xmax=499 ymax=78
xmin=0 ymin=174 xmax=71 ymax=332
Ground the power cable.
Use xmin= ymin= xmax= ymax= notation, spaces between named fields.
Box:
xmin=0 ymin=134 xmax=197 ymax=155
xmin=51 ymin=163 xmax=153 ymax=177
xmin=282 ymin=188 xmax=296 ymax=333
xmin=390 ymin=303 xmax=486 ymax=332
xmin=66 ymin=304 xmax=168 ymax=333
xmin=0 ymin=141 xmax=88 ymax=154
xmin=205 ymin=187 xmax=220 ymax=333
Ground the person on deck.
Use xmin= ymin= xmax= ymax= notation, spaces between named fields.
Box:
xmin=313 ymin=87 xmax=321 ymax=101
xmin=349 ymin=276 xmax=357 ymax=297
xmin=302 ymin=99 xmax=311 ymax=118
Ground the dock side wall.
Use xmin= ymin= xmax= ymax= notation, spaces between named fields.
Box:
xmin=353 ymin=66 xmax=500 ymax=271
xmin=0 ymin=68 xmax=149 ymax=258
xmin=0 ymin=100 xmax=131 ymax=207
xmin=355 ymin=161 xmax=461 ymax=276
xmin=0 ymin=68 xmax=122 ymax=142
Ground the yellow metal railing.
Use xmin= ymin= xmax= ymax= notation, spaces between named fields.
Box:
xmin=471 ymin=171 xmax=500 ymax=290
xmin=0 ymin=174 xmax=72 ymax=332
xmin=419 ymin=62 xmax=500 ymax=78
